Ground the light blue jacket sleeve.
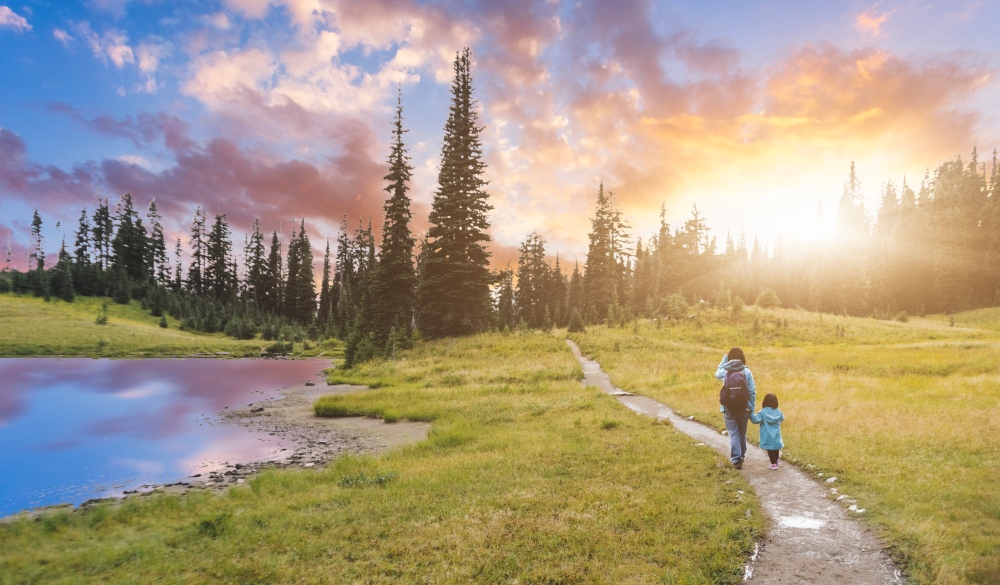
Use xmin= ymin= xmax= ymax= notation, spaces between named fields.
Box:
xmin=716 ymin=355 xmax=727 ymax=412
xmin=714 ymin=355 xmax=727 ymax=381
xmin=746 ymin=368 xmax=756 ymax=412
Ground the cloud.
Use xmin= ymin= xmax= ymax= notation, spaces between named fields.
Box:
xmin=88 ymin=0 xmax=132 ymax=18
xmin=201 ymin=12 xmax=231 ymax=30
xmin=855 ymin=2 xmax=897 ymax=38
xmin=53 ymin=28 xmax=73 ymax=45
xmin=0 ymin=6 xmax=31 ymax=32
xmin=75 ymin=21 xmax=135 ymax=67
xmin=136 ymin=40 xmax=171 ymax=92
xmin=182 ymin=48 xmax=277 ymax=105
xmin=222 ymin=0 xmax=272 ymax=20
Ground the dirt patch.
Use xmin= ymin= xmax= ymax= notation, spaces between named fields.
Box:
xmin=566 ymin=340 xmax=905 ymax=585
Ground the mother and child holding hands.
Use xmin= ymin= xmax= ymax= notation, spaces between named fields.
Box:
xmin=715 ymin=347 xmax=785 ymax=470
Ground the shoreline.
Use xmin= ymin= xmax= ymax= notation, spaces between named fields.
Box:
xmin=4 ymin=381 xmax=430 ymax=522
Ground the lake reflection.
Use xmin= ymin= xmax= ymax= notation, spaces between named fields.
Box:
xmin=0 ymin=358 xmax=327 ymax=517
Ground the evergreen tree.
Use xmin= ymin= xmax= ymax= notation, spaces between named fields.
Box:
xmin=652 ymin=205 xmax=675 ymax=299
xmin=205 ymin=214 xmax=236 ymax=301
xmin=494 ymin=263 xmax=515 ymax=330
xmin=28 ymin=210 xmax=48 ymax=298
xmin=111 ymin=192 xmax=147 ymax=282
xmin=515 ymin=231 xmax=548 ymax=327
xmin=173 ymin=237 xmax=183 ymax=292
xmin=332 ymin=217 xmax=353 ymax=337
xmin=548 ymin=254 xmax=568 ymax=326
xmin=584 ymin=183 xmax=618 ymax=320
xmin=417 ymin=48 xmax=493 ymax=338
xmin=146 ymin=200 xmax=169 ymax=286
xmin=318 ymin=240 xmax=333 ymax=330
xmin=245 ymin=219 xmax=267 ymax=306
xmin=187 ymin=206 xmax=207 ymax=296
xmin=73 ymin=208 xmax=94 ymax=296
xmin=284 ymin=220 xmax=315 ymax=324
xmin=262 ymin=230 xmax=284 ymax=315
xmin=567 ymin=261 xmax=585 ymax=320
xmin=91 ymin=196 xmax=113 ymax=273
xmin=371 ymin=90 xmax=417 ymax=348
xmin=829 ymin=162 xmax=870 ymax=314
xmin=52 ymin=239 xmax=75 ymax=302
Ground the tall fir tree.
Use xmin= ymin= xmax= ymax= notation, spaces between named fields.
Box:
xmin=262 ymin=230 xmax=284 ymax=315
xmin=416 ymin=48 xmax=493 ymax=338
xmin=205 ymin=214 xmax=236 ymax=301
xmin=371 ymin=90 xmax=417 ymax=348
xmin=52 ymin=239 xmax=75 ymax=302
xmin=514 ymin=231 xmax=548 ymax=328
xmin=245 ymin=218 xmax=267 ymax=306
xmin=318 ymin=240 xmax=333 ymax=329
xmin=28 ymin=210 xmax=48 ymax=298
xmin=494 ymin=263 xmax=515 ymax=330
xmin=73 ymin=208 xmax=94 ymax=296
xmin=284 ymin=220 xmax=315 ymax=324
xmin=146 ymin=200 xmax=169 ymax=286
xmin=111 ymin=192 xmax=147 ymax=282
xmin=91 ymin=196 xmax=113 ymax=274
xmin=187 ymin=206 xmax=207 ymax=296
xmin=584 ymin=183 xmax=618 ymax=320
xmin=173 ymin=237 xmax=183 ymax=292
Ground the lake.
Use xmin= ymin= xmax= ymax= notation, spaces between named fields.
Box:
xmin=0 ymin=358 xmax=328 ymax=517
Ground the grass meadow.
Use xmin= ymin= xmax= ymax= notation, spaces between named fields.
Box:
xmin=1 ymin=331 xmax=762 ymax=584
xmin=571 ymin=307 xmax=1000 ymax=585
xmin=0 ymin=293 xmax=323 ymax=357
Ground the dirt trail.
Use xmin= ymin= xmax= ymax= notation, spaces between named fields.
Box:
xmin=566 ymin=340 xmax=905 ymax=585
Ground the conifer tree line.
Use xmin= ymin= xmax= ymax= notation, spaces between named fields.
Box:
xmin=0 ymin=48 xmax=496 ymax=364
xmin=506 ymin=146 xmax=1000 ymax=330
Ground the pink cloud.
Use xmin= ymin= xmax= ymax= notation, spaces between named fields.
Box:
xmin=855 ymin=2 xmax=897 ymax=38
xmin=0 ymin=6 xmax=31 ymax=32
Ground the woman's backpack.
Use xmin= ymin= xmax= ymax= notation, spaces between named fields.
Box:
xmin=719 ymin=370 xmax=750 ymax=412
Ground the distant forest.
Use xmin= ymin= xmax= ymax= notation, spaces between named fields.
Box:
xmin=3 ymin=47 xmax=999 ymax=365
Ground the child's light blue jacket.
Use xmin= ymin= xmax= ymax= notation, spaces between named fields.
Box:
xmin=715 ymin=355 xmax=756 ymax=413
xmin=750 ymin=407 xmax=784 ymax=450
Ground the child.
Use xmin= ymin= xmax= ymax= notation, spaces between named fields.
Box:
xmin=750 ymin=393 xmax=784 ymax=469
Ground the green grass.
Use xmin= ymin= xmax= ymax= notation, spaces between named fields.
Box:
xmin=0 ymin=331 xmax=762 ymax=584
xmin=0 ymin=293 xmax=335 ymax=358
xmin=572 ymin=306 xmax=1000 ymax=585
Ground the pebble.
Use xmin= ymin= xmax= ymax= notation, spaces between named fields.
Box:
xmin=826 ymin=477 xmax=837 ymax=483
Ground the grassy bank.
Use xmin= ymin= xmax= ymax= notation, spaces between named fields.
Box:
xmin=0 ymin=293 xmax=331 ymax=358
xmin=572 ymin=308 xmax=1000 ymax=585
xmin=0 ymin=331 xmax=762 ymax=584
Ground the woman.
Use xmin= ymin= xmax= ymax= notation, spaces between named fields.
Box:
xmin=715 ymin=347 xmax=756 ymax=469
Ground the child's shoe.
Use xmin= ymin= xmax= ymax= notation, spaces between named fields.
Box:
xmin=769 ymin=463 xmax=778 ymax=470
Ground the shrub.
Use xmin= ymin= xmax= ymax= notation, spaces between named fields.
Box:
xmin=567 ymin=309 xmax=586 ymax=333
xmin=895 ymin=311 xmax=909 ymax=323
xmin=95 ymin=302 xmax=109 ymax=325
xmin=264 ymin=339 xmax=293 ymax=354
xmin=664 ymin=293 xmax=689 ymax=320
xmin=731 ymin=296 xmax=745 ymax=316
xmin=755 ymin=288 xmax=781 ymax=308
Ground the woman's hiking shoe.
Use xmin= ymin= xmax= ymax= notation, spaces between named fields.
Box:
xmin=734 ymin=460 xmax=743 ymax=470
xmin=769 ymin=463 xmax=778 ymax=470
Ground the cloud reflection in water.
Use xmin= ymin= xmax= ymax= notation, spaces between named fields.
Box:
xmin=0 ymin=358 xmax=326 ymax=516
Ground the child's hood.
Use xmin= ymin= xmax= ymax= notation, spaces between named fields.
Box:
xmin=758 ymin=407 xmax=783 ymax=424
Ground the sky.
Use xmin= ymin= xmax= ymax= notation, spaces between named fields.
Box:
xmin=1 ymin=0 xmax=998 ymax=272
